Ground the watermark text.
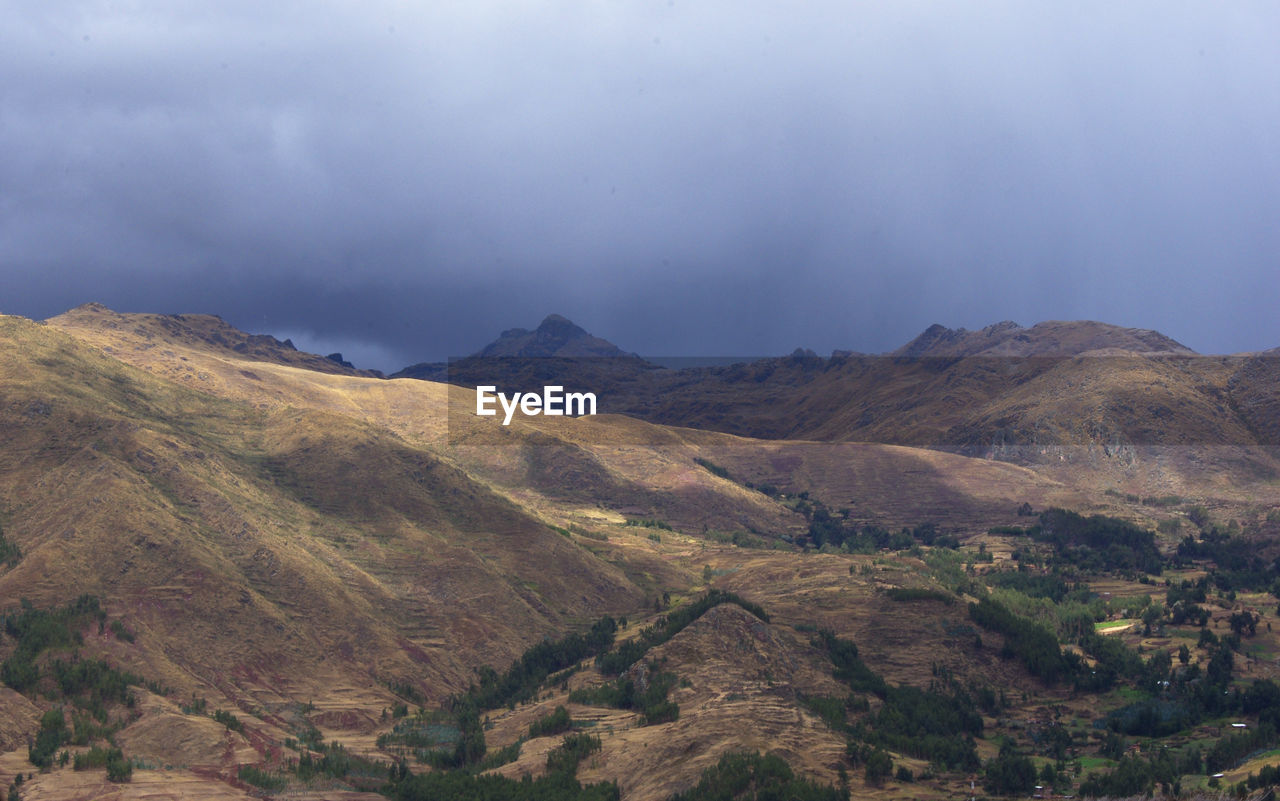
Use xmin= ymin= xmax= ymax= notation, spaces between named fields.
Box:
xmin=475 ymin=385 xmax=597 ymax=425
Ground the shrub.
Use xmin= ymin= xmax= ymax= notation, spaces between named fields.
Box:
xmin=670 ymin=752 xmax=843 ymax=801
xmin=238 ymin=765 xmax=288 ymax=792
xmin=885 ymin=587 xmax=954 ymax=604
xmin=0 ymin=527 xmax=20 ymax=568
xmin=74 ymin=745 xmax=132 ymax=782
xmin=212 ymin=709 xmax=243 ymax=732
xmin=528 ymin=706 xmax=572 ymax=738
xmin=864 ymin=749 xmax=893 ymax=785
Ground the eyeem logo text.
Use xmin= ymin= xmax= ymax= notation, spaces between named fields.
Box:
xmin=475 ymin=385 xmax=597 ymax=425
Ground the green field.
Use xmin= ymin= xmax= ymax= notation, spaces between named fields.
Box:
xmin=1095 ymin=619 xmax=1135 ymax=631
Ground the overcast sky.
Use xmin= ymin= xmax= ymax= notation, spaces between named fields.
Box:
xmin=2 ymin=2 xmax=1277 ymax=371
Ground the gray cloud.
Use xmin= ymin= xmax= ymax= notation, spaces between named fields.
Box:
xmin=2 ymin=2 xmax=1278 ymax=371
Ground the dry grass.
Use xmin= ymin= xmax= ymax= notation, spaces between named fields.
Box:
xmin=0 ymin=308 xmax=1275 ymax=799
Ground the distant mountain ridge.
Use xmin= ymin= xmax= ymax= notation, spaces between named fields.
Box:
xmin=390 ymin=314 xmax=1278 ymax=459
xmin=38 ymin=305 xmax=1280 ymax=458
xmin=893 ymin=320 xmax=1197 ymax=358
xmin=401 ymin=316 xmax=1206 ymax=379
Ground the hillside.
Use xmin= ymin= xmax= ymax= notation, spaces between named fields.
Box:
xmin=410 ymin=316 xmax=1280 ymax=495
xmin=4 ymin=306 xmax=1280 ymax=800
xmin=50 ymin=303 xmax=383 ymax=378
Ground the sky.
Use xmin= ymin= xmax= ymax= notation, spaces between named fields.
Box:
xmin=2 ymin=2 xmax=1278 ymax=372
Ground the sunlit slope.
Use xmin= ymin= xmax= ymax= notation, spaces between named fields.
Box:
xmin=624 ymin=352 xmax=1280 ymax=503
xmin=1 ymin=314 xmax=643 ymax=705
xmin=43 ymin=306 xmax=1090 ymax=531
xmin=49 ymin=302 xmax=378 ymax=377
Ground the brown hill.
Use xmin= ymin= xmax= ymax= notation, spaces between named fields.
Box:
xmin=1 ymin=313 xmax=647 ymax=706
xmin=49 ymin=302 xmax=382 ymax=378
xmin=7 ymin=306 xmax=1278 ymax=799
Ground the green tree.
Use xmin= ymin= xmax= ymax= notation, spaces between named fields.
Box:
xmin=864 ymin=749 xmax=892 ymax=786
xmin=984 ymin=741 xmax=1036 ymax=796
xmin=1229 ymin=611 xmax=1259 ymax=638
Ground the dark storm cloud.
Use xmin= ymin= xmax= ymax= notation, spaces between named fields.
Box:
xmin=2 ymin=2 xmax=1278 ymax=371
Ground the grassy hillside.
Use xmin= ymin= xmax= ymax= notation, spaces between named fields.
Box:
xmin=2 ymin=307 xmax=1278 ymax=800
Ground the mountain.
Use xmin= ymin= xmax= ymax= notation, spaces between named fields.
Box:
xmin=50 ymin=302 xmax=384 ymax=377
xmin=398 ymin=317 xmax=1277 ymax=491
xmin=892 ymin=320 xmax=1197 ymax=358
xmin=5 ymin=305 xmax=1280 ymax=800
xmin=477 ymin=313 xmax=635 ymax=358
xmin=393 ymin=314 xmax=641 ymax=381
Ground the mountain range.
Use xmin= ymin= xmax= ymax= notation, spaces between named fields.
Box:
xmin=1 ymin=303 xmax=1278 ymax=800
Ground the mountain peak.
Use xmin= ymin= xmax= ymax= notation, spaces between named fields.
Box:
xmin=535 ymin=313 xmax=588 ymax=338
xmin=475 ymin=314 xmax=632 ymax=358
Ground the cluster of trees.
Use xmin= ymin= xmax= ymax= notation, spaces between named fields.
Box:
xmin=798 ymin=694 xmax=863 ymax=731
xmin=623 ymin=518 xmax=672 ymax=531
xmin=1096 ymin=636 xmax=1251 ymax=747
xmin=812 ymin=630 xmax=980 ymax=772
xmin=393 ymin=615 xmax=622 ymax=768
xmin=1175 ymin=526 xmax=1280 ymax=593
xmin=528 ymin=705 xmax=572 ymax=738
xmin=292 ymin=740 xmax=387 ymax=787
xmin=2 ymin=596 xmax=103 ymax=693
xmin=884 ymin=587 xmax=954 ymax=604
xmin=73 ymin=745 xmax=132 ymax=783
xmin=983 ymin=740 xmax=1036 ymax=796
xmin=1031 ymin=508 xmax=1164 ymax=575
xmin=28 ymin=707 xmax=68 ymax=768
xmin=468 ymin=616 xmax=619 ymax=711
xmin=389 ymin=732 xmax=619 ymax=801
xmin=0 ymin=596 xmax=154 ymax=782
xmin=1 ymin=596 xmax=142 ymax=707
xmin=396 ymin=597 xmax=756 ymax=772
xmin=802 ymin=502 xmax=958 ymax=552
xmin=392 ymin=597 xmax=758 ymax=775
xmin=813 ymin=629 xmax=885 ymax=696
xmin=1076 ymin=741 xmax=1210 ymax=799
xmin=858 ymin=747 xmax=894 ymax=786
xmin=1231 ymin=761 xmax=1280 ymax=797
xmin=596 ymin=591 xmax=767 ymax=676
xmin=969 ymin=597 xmax=1072 ymax=684
xmin=375 ymin=710 xmax=459 ymax=762
xmin=1166 ymin=579 xmax=1212 ymax=626
xmin=692 ymin=457 xmax=731 ymax=480
xmin=984 ymin=570 xmax=1075 ymax=603
xmin=669 ymin=752 xmax=844 ymax=801
xmin=0 ymin=522 xmax=20 ymax=568
xmin=544 ymin=733 xmax=602 ymax=776
xmin=1074 ymin=630 xmax=1146 ymax=691
xmin=246 ymin=722 xmax=393 ymax=790
xmin=237 ymin=764 xmax=289 ymax=792
xmin=212 ymin=709 xmax=243 ymax=732
xmin=866 ymin=683 xmax=981 ymax=771
xmin=569 ymin=665 xmax=679 ymax=726
xmin=969 ymin=590 xmax=1208 ymax=698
